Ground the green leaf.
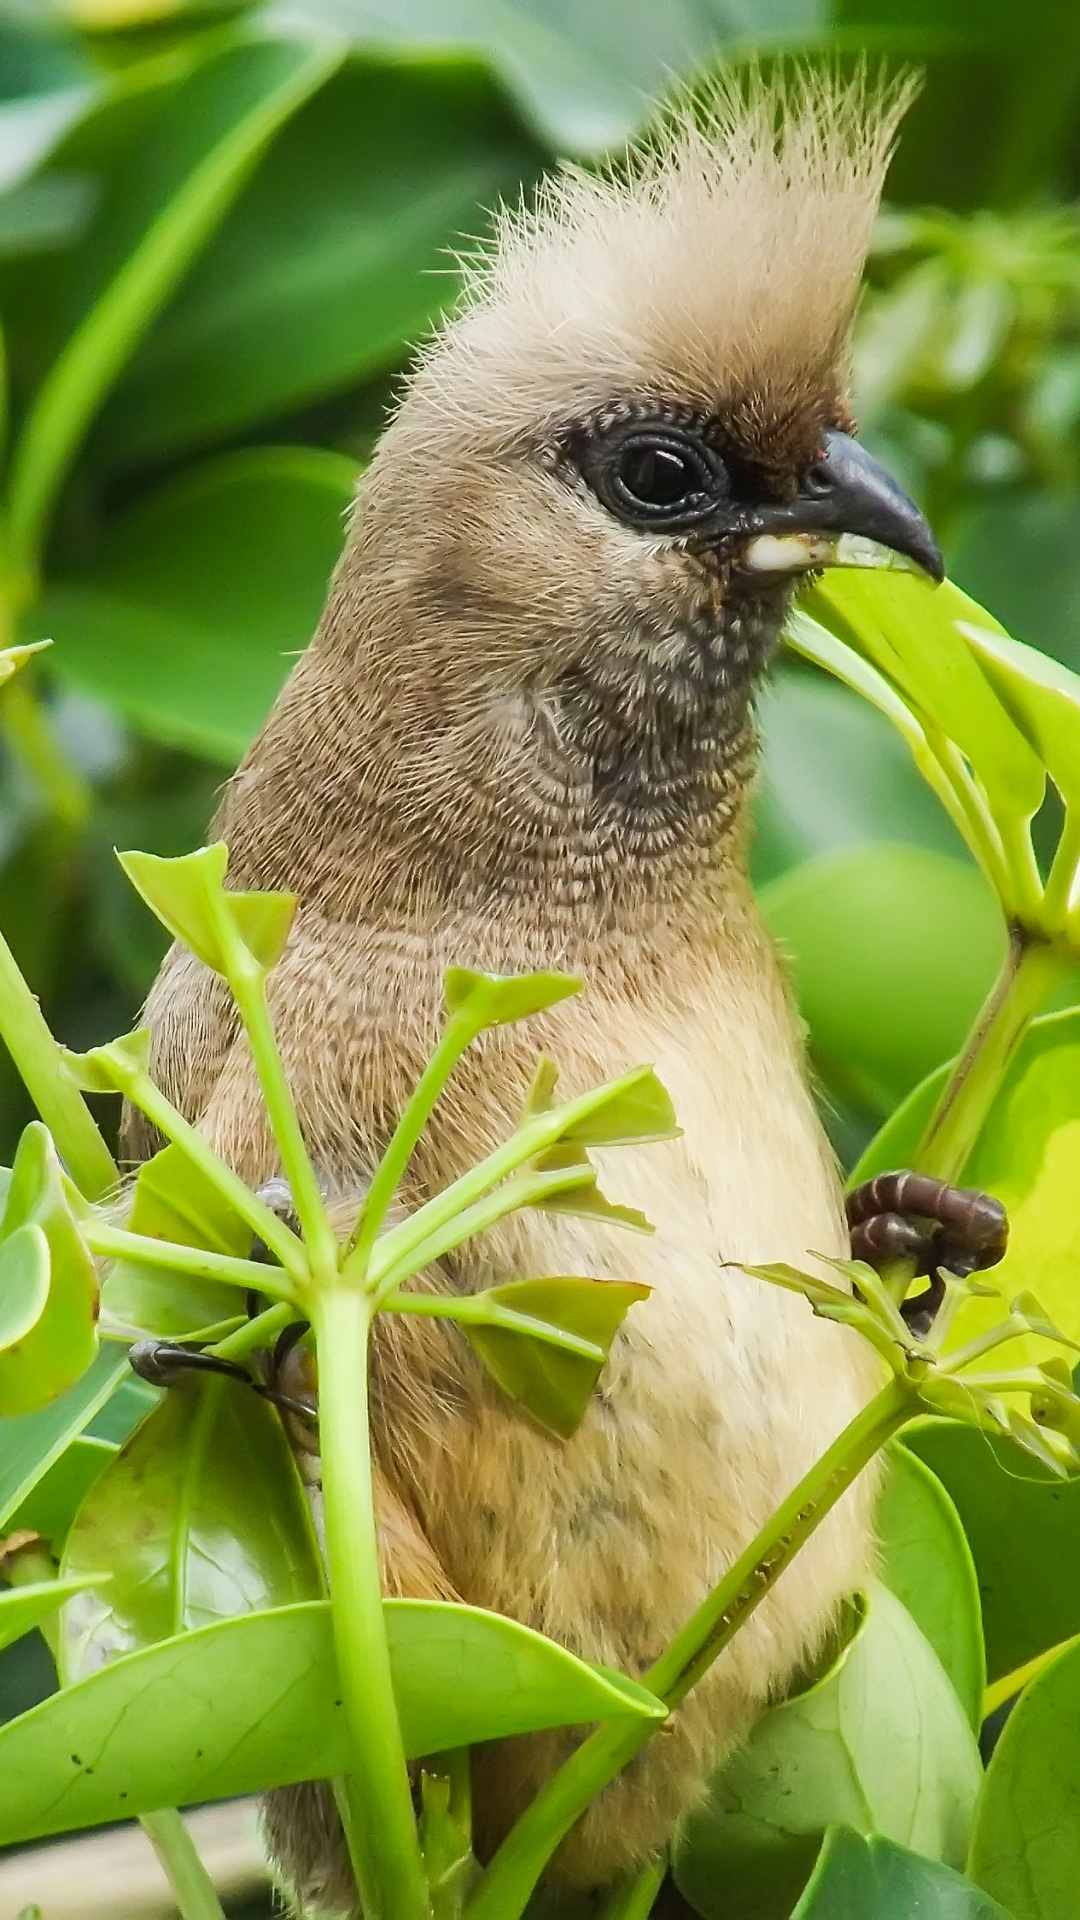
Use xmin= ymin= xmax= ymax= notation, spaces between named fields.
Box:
xmin=877 ymin=1443 xmax=986 ymax=1728
xmin=561 ymin=1066 xmax=679 ymax=1149
xmin=792 ymin=1827 xmax=1012 ymax=1919
xmin=98 ymin=50 xmax=543 ymax=459
xmin=63 ymin=1027 xmax=151 ymax=1094
xmin=102 ymin=1140 xmax=253 ymax=1339
xmin=444 ymin=968 xmax=581 ymax=1029
xmin=853 ymin=1008 xmax=1080 ymax=1372
xmin=806 ymin=573 xmax=1045 ymax=826
xmin=32 ymin=448 xmax=358 ymax=761
xmin=969 ymin=1637 xmax=1080 ymax=1919
xmin=0 ymin=1124 xmax=98 ymax=1416
xmin=672 ymin=1584 xmax=982 ymax=1920
xmin=0 ymin=1596 xmax=664 ymax=1842
xmin=0 ymin=1574 xmax=108 ymax=1657
xmin=905 ymin=1417 xmax=1080 ymax=1687
xmin=0 ymin=1347 xmax=129 ymax=1532
xmin=4 ymin=1433 xmax=116 ymax=1550
xmin=59 ymin=1376 xmax=324 ymax=1681
xmin=461 ymin=1276 xmax=650 ymax=1439
xmin=7 ymin=34 xmax=341 ymax=558
xmin=0 ymin=638 xmax=50 ymax=687
xmin=759 ymin=844 xmax=1005 ymax=1116
xmin=117 ymin=842 xmax=295 ymax=977
xmin=959 ymin=622 xmax=1080 ymax=811
xmin=529 ymin=1146 xmax=652 ymax=1235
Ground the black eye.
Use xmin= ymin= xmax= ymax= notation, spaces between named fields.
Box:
xmin=619 ymin=444 xmax=699 ymax=509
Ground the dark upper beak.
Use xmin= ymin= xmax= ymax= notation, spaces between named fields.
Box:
xmin=745 ymin=430 xmax=945 ymax=583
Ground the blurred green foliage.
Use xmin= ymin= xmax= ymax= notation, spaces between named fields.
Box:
xmin=0 ymin=0 xmax=1078 ymax=1175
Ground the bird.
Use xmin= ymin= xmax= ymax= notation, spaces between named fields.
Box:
xmin=125 ymin=66 xmax=951 ymax=1913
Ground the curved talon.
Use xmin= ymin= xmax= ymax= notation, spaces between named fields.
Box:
xmin=845 ymin=1169 xmax=1008 ymax=1332
xmin=129 ymin=1335 xmax=317 ymax=1426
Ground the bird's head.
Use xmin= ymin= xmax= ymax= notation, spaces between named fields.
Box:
xmin=293 ymin=70 xmax=937 ymax=915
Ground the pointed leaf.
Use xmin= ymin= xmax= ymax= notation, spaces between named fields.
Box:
xmin=444 ymin=968 xmax=581 ymax=1029
xmin=520 ymin=1056 xmax=560 ymax=1120
xmin=0 ymin=1574 xmax=108 ymax=1656
xmin=117 ymin=843 xmax=295 ymax=977
xmin=960 ymin=621 xmax=1080 ymax=810
xmin=561 ymin=1066 xmax=679 ymax=1148
xmin=0 ymin=638 xmax=50 ymax=687
xmin=0 ymin=1597 xmax=664 ymax=1842
xmin=529 ymin=1146 xmax=652 ymax=1233
xmin=463 ymin=1277 xmax=650 ymax=1439
xmin=63 ymin=1027 xmax=151 ymax=1094
xmin=793 ymin=1828 xmax=1012 ymax=1919
xmin=59 ymin=1375 xmax=324 ymax=1682
xmin=102 ymin=1140 xmax=253 ymax=1339
xmin=0 ymin=1124 xmax=98 ymax=1415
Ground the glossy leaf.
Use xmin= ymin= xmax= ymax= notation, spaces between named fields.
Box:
xmin=102 ymin=1140 xmax=254 ymax=1338
xmin=59 ymin=1375 xmax=324 ymax=1681
xmin=0 ymin=1224 xmax=49 ymax=1350
xmin=759 ymin=843 xmax=1004 ymax=1116
xmin=905 ymin=1418 xmax=1080 ymax=1686
xmin=99 ymin=51 xmax=542 ymax=458
xmin=7 ymin=35 xmax=341 ymax=556
xmin=461 ymin=1276 xmax=650 ymax=1438
xmin=117 ymin=842 xmax=295 ymax=977
xmin=0 ymin=1574 xmax=108 ymax=1657
xmin=444 ymin=968 xmax=581 ymax=1029
xmin=0 ymin=1347 xmax=129 ymax=1532
xmin=960 ymin=621 xmax=1080 ymax=810
xmin=672 ymin=1585 xmax=982 ymax=1920
xmin=4 ymin=1434 xmax=116 ymax=1550
xmin=807 ymin=573 xmax=1045 ymax=825
xmin=0 ymin=1596 xmax=664 ymax=1842
xmin=853 ymin=1009 xmax=1080 ymax=1370
xmin=793 ymin=1828 xmax=1012 ymax=1919
xmin=969 ymin=1637 xmax=1080 ymax=1919
xmin=0 ymin=1124 xmax=98 ymax=1416
xmin=877 ymin=1442 xmax=985 ymax=1728
xmin=33 ymin=448 xmax=358 ymax=760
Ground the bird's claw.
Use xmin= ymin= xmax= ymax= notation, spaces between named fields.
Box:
xmin=845 ymin=1169 xmax=1008 ymax=1334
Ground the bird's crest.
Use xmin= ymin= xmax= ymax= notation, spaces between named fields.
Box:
xmin=412 ymin=66 xmax=917 ymax=444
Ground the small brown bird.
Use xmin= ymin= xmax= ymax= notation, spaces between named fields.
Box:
xmin=128 ymin=70 xmax=947 ymax=1910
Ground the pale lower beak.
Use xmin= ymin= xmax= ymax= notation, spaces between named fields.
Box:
xmin=741 ymin=431 xmax=944 ymax=584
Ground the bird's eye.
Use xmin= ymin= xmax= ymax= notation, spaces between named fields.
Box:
xmin=618 ymin=444 xmax=701 ymax=509
xmin=578 ymin=423 xmax=726 ymax=532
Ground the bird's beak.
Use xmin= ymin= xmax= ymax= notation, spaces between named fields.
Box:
xmin=741 ymin=430 xmax=944 ymax=584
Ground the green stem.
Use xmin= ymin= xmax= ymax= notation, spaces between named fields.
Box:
xmin=117 ymin=1063 xmax=307 ymax=1284
xmin=912 ymin=931 xmax=1071 ymax=1183
xmin=312 ymin=1285 xmax=429 ymax=1920
xmin=139 ymin=1809 xmax=228 ymax=1920
xmin=382 ymin=1286 xmax=604 ymax=1364
xmin=0 ymin=928 xmax=118 ymax=1200
xmin=466 ymin=1376 xmax=912 ymax=1920
xmin=597 ymin=1856 xmax=667 ymax=1920
xmin=228 ymin=962 xmax=338 ymax=1285
xmin=84 ymin=1220 xmax=295 ymax=1302
xmin=347 ymin=1011 xmax=475 ymax=1277
xmin=1042 ymin=812 xmax=1080 ymax=930
xmin=208 ymin=1299 xmax=298 ymax=1363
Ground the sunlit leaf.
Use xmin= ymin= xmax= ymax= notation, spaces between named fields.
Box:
xmin=117 ymin=843 xmax=295 ymax=977
xmin=460 ymin=1276 xmax=650 ymax=1438
xmin=561 ymin=1066 xmax=679 ymax=1148
xmin=969 ymin=1637 xmax=1080 ymax=1919
xmin=0 ymin=1596 xmax=664 ymax=1841
xmin=0 ymin=1224 xmax=49 ymax=1351
xmin=877 ymin=1442 xmax=985 ymax=1728
xmin=59 ymin=1375 xmax=323 ymax=1681
xmin=793 ymin=1827 xmax=1011 ymax=1919
xmin=444 ymin=968 xmax=581 ymax=1029
xmin=959 ymin=621 xmax=1080 ymax=810
xmin=0 ymin=638 xmax=50 ymax=686
xmin=672 ymin=1585 xmax=982 ymax=1920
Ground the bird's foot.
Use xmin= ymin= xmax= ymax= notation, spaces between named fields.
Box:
xmin=845 ymin=1170 xmax=1008 ymax=1335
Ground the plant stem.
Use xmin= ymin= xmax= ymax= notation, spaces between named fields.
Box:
xmin=597 ymin=1855 xmax=667 ymax=1919
xmin=139 ymin=1809 xmax=228 ymax=1920
xmin=84 ymin=1220 xmax=295 ymax=1301
xmin=1043 ymin=812 xmax=1080 ymax=929
xmin=466 ymin=1376 xmax=912 ymax=1920
xmin=228 ymin=962 xmax=338 ymax=1285
xmin=2 ymin=675 xmax=92 ymax=831
xmin=912 ymin=930 xmax=1071 ymax=1183
xmin=209 ymin=1298 xmax=299 ymax=1363
xmin=0 ymin=928 xmax=118 ymax=1200
xmin=312 ymin=1284 xmax=429 ymax=1920
xmin=347 ymin=1011 xmax=475 ymax=1276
